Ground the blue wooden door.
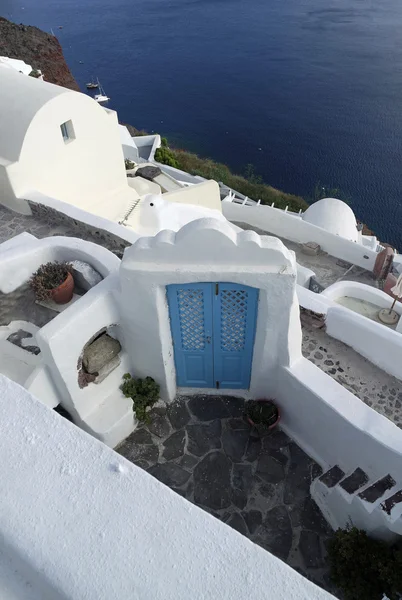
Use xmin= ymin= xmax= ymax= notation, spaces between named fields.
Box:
xmin=167 ymin=283 xmax=214 ymax=387
xmin=167 ymin=282 xmax=258 ymax=389
xmin=213 ymin=283 xmax=259 ymax=389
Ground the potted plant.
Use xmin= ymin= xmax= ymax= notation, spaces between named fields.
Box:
xmin=245 ymin=399 xmax=280 ymax=430
xmin=30 ymin=261 xmax=74 ymax=304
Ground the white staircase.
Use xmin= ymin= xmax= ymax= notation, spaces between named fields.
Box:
xmin=311 ymin=465 xmax=402 ymax=541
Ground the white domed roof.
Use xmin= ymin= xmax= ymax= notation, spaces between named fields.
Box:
xmin=303 ymin=198 xmax=358 ymax=242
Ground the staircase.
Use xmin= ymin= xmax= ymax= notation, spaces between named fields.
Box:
xmin=311 ymin=465 xmax=402 ymax=541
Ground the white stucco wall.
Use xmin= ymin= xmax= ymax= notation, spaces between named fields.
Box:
xmin=0 ymin=233 xmax=132 ymax=446
xmin=276 ymin=358 xmax=402 ymax=483
xmin=0 ymin=69 xmax=139 ymax=220
xmin=163 ymin=179 xmax=222 ymax=211
xmin=0 ymin=375 xmax=334 ymax=600
xmin=296 ymin=281 xmax=402 ymax=380
xmin=119 ymin=218 xmax=301 ymax=401
xmin=223 ymin=201 xmax=378 ymax=270
xmin=0 ymin=233 xmax=120 ymax=293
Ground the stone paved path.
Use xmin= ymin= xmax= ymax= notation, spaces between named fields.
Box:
xmin=117 ymin=395 xmax=338 ymax=596
xmin=302 ymin=322 xmax=402 ymax=428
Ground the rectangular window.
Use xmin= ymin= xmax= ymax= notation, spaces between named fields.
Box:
xmin=60 ymin=120 xmax=75 ymax=143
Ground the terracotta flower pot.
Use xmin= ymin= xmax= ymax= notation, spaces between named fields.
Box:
xmin=246 ymin=399 xmax=281 ymax=430
xmin=50 ymin=272 xmax=74 ymax=304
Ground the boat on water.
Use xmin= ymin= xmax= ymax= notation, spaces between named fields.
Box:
xmin=86 ymin=77 xmax=99 ymax=90
xmin=94 ymin=79 xmax=110 ymax=103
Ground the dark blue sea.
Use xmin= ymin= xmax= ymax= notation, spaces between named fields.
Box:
xmin=2 ymin=0 xmax=402 ymax=247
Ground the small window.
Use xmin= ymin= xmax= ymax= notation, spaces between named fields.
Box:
xmin=60 ymin=120 xmax=75 ymax=143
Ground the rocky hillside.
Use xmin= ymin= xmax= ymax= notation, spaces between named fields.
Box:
xmin=0 ymin=16 xmax=79 ymax=91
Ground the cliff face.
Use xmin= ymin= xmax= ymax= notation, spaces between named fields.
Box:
xmin=0 ymin=16 xmax=79 ymax=91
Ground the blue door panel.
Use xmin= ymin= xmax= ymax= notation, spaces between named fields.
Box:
xmin=167 ymin=282 xmax=258 ymax=389
xmin=214 ymin=283 xmax=259 ymax=389
xmin=167 ymin=283 xmax=214 ymax=387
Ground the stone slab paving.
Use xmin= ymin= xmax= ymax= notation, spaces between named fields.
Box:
xmin=117 ymin=395 xmax=338 ymax=596
xmin=302 ymin=321 xmax=402 ymax=428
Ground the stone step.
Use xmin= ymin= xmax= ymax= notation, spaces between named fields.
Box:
xmin=381 ymin=489 xmax=402 ymax=516
xmin=319 ymin=465 xmax=345 ymax=488
xmin=358 ymin=474 xmax=396 ymax=503
xmin=339 ymin=468 xmax=369 ymax=494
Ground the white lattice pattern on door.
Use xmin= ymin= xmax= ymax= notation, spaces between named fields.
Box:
xmin=176 ymin=288 xmax=205 ymax=351
xmin=220 ymin=288 xmax=248 ymax=352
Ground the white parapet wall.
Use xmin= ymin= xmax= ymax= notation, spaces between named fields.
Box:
xmin=276 ymin=358 xmax=402 ymax=481
xmin=275 ymin=358 xmax=402 ymax=541
xmin=222 ymin=201 xmax=378 ymax=270
xmin=0 ymin=233 xmax=134 ymax=447
xmin=0 ymin=375 xmax=335 ymax=600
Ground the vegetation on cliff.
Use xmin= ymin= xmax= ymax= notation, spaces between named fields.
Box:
xmin=154 ymin=139 xmax=307 ymax=212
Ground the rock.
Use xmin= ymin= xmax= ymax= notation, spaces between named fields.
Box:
xmin=179 ymin=454 xmax=199 ymax=470
xmin=163 ymin=430 xmax=186 ymax=461
xmin=255 ymin=505 xmax=292 ymax=560
xmin=70 ymin=260 xmax=102 ymax=291
xmin=301 ymin=497 xmax=332 ymax=535
xmin=7 ymin=329 xmax=40 ymax=355
xmin=194 ymin=452 xmax=232 ymax=510
xmin=82 ymin=333 xmax=121 ymax=374
xmin=227 ymin=418 xmax=250 ymax=430
xmin=231 ymin=488 xmax=248 ymax=510
xmin=301 ymin=241 xmax=320 ymax=256
xmin=186 ymin=420 xmax=221 ymax=456
xmin=148 ymin=463 xmax=190 ymax=488
xmin=258 ymin=482 xmax=275 ymax=499
xmin=119 ymin=440 xmax=158 ymax=465
xmin=222 ymin=396 xmax=246 ymax=417
xmin=256 ymin=454 xmax=286 ymax=484
xmin=136 ymin=166 xmax=162 ymax=181
xmin=232 ymin=464 xmax=254 ymax=492
xmin=167 ymin=400 xmax=191 ymax=429
xmin=222 ymin=428 xmax=249 ymax=462
xmin=262 ymin=429 xmax=291 ymax=451
xmin=94 ymin=355 xmax=121 ymax=384
xmin=0 ymin=16 xmax=80 ymax=92
xmin=226 ymin=513 xmax=248 ymax=535
xmin=299 ymin=531 xmax=324 ymax=568
xmin=244 ymin=436 xmax=262 ymax=462
xmin=242 ymin=510 xmax=262 ymax=534
xmin=187 ymin=395 xmax=229 ymax=421
xmin=283 ymin=443 xmax=314 ymax=504
xmin=147 ymin=413 xmax=171 ymax=438
xmin=126 ymin=428 xmax=153 ymax=445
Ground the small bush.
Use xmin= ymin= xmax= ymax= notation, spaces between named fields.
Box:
xmin=154 ymin=147 xmax=179 ymax=168
xmin=124 ymin=158 xmax=135 ymax=170
xmin=120 ymin=374 xmax=160 ymax=422
xmin=327 ymin=526 xmax=402 ymax=600
xmin=161 ymin=136 xmax=168 ymax=148
xmin=30 ymin=261 xmax=72 ymax=301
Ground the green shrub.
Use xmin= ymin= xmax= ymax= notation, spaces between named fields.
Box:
xmin=327 ymin=527 xmax=402 ymax=600
xmin=120 ymin=374 xmax=160 ymax=422
xmin=161 ymin=136 xmax=168 ymax=148
xmin=124 ymin=158 xmax=135 ymax=170
xmin=168 ymin=148 xmax=307 ymax=212
xmin=154 ymin=147 xmax=179 ymax=168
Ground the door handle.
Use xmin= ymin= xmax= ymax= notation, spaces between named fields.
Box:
xmin=205 ymin=336 xmax=211 ymax=344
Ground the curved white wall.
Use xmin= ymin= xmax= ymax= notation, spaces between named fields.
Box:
xmin=4 ymin=85 xmax=138 ymax=220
